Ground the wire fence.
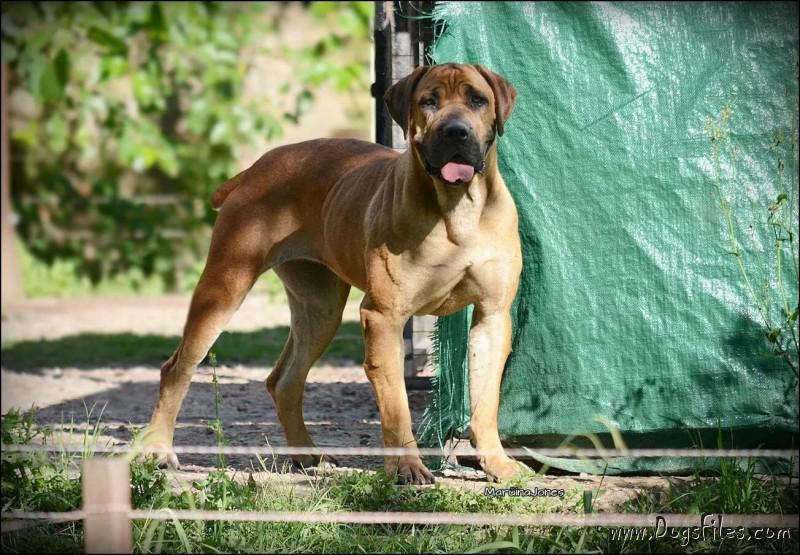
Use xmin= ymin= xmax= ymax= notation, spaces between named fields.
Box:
xmin=4 ymin=508 xmax=798 ymax=529
xmin=2 ymin=445 xmax=798 ymax=551
xmin=3 ymin=443 xmax=798 ymax=459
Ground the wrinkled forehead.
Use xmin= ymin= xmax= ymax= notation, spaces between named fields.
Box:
xmin=416 ymin=64 xmax=491 ymax=98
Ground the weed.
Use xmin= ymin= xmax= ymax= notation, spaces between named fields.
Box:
xmin=205 ymin=351 xmax=227 ymax=470
xmin=705 ymin=91 xmax=800 ymax=382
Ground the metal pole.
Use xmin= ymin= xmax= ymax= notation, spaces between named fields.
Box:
xmin=373 ymin=1 xmax=393 ymax=147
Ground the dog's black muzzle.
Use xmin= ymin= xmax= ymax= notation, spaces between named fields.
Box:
xmin=422 ymin=119 xmax=489 ymax=180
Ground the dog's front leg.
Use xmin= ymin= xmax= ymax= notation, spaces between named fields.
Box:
xmin=360 ymin=301 xmax=435 ymax=484
xmin=469 ymin=306 xmax=530 ymax=482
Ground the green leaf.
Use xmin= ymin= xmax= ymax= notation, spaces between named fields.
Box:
xmin=27 ymin=30 xmax=51 ymax=52
xmin=45 ymin=115 xmax=69 ymax=154
xmin=26 ymin=53 xmax=47 ymax=100
xmin=11 ymin=121 xmax=39 ymax=147
xmin=54 ymin=49 xmax=70 ymax=86
xmin=100 ymin=56 xmax=129 ymax=79
xmin=87 ymin=27 xmax=128 ymax=55
xmin=296 ymin=89 xmax=314 ymax=117
xmin=339 ymin=10 xmax=365 ymax=37
xmin=39 ymin=63 xmax=64 ymax=103
xmin=353 ymin=1 xmax=373 ymax=22
xmin=146 ymin=2 xmax=168 ymax=40
xmin=91 ymin=1 xmax=114 ymax=19
xmin=157 ymin=146 xmax=179 ymax=178
xmin=169 ymin=515 xmax=193 ymax=554
xmin=132 ymin=72 xmax=156 ymax=107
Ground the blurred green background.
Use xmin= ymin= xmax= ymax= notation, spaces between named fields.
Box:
xmin=1 ymin=1 xmax=373 ymax=300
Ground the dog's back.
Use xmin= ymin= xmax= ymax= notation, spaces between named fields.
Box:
xmin=210 ymin=138 xmax=397 ymax=210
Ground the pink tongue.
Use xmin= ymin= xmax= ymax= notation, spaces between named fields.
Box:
xmin=441 ymin=162 xmax=475 ymax=183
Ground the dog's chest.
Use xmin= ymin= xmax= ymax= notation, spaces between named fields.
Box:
xmin=366 ymin=192 xmax=520 ymax=317
xmin=400 ymin=237 xmax=505 ymax=316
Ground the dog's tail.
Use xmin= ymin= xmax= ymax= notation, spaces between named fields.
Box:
xmin=210 ymin=174 xmax=242 ymax=209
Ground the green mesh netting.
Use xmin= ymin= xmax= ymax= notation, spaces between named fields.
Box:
xmin=418 ymin=1 xmax=799 ymax=474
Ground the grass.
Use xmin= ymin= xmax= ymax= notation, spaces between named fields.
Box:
xmin=0 ymin=322 xmax=364 ymax=371
xmin=1 ymin=408 xmax=797 ymax=553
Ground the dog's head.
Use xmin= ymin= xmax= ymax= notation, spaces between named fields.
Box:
xmin=384 ymin=63 xmax=516 ymax=185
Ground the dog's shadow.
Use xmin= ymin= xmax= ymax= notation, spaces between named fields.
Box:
xmin=20 ymin=375 xmax=389 ymax=471
xmin=1 ymin=319 xmax=443 ymax=472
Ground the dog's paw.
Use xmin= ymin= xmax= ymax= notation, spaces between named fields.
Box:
xmin=140 ymin=442 xmax=180 ymax=470
xmin=291 ymin=454 xmax=339 ymax=471
xmin=481 ymin=455 xmax=530 ymax=483
xmin=389 ymin=456 xmax=435 ymax=485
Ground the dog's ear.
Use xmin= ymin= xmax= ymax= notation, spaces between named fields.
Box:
xmin=473 ymin=65 xmax=517 ymax=136
xmin=384 ymin=66 xmax=431 ymax=139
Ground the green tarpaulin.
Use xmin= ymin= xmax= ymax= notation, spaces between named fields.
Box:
xmin=419 ymin=1 xmax=799 ymax=474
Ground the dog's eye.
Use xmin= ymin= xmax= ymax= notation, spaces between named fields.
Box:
xmin=419 ymin=96 xmax=438 ymax=109
xmin=469 ymin=94 xmax=487 ymax=107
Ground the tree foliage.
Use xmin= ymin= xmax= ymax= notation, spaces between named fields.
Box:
xmin=1 ymin=1 xmax=371 ymax=288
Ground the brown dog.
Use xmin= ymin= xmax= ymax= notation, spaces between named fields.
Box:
xmin=143 ymin=63 xmax=527 ymax=484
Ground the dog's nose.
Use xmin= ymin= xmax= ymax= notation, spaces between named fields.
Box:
xmin=440 ymin=120 xmax=471 ymax=142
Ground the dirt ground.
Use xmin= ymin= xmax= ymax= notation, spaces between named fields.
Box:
xmin=1 ymin=295 xmax=422 ymax=470
xmin=1 ymin=295 xmax=685 ymax=510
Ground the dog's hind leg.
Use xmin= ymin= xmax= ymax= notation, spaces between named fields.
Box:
xmin=267 ymin=260 xmax=350 ymax=468
xmin=143 ymin=208 xmax=272 ymax=467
